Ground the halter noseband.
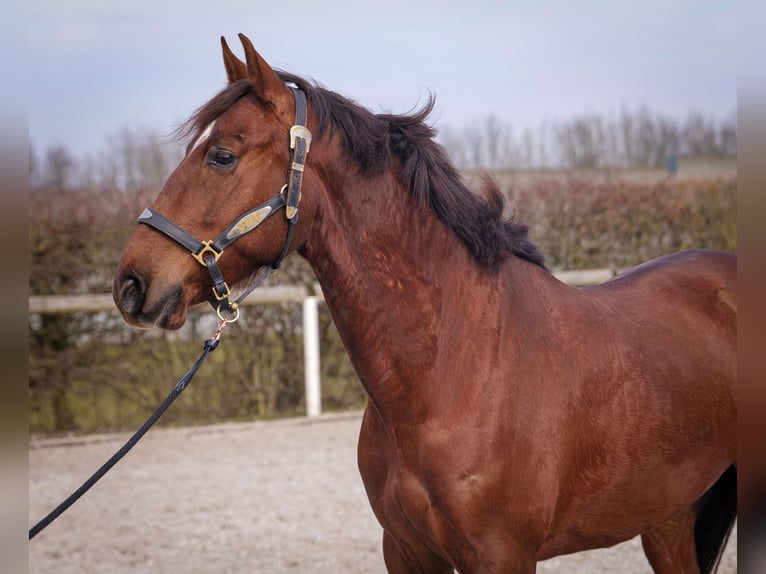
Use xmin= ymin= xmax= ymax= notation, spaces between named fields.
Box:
xmin=136 ymin=86 xmax=311 ymax=321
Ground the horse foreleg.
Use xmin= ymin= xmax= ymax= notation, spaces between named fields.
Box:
xmin=382 ymin=531 xmax=453 ymax=574
xmin=642 ymin=464 xmax=736 ymax=574
xmin=640 ymin=509 xmax=700 ymax=574
xmin=382 ymin=530 xmax=538 ymax=574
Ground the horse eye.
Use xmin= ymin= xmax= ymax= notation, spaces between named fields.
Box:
xmin=207 ymin=148 xmax=238 ymax=169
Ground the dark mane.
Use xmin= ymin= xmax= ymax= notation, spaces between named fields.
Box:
xmin=179 ymin=74 xmax=546 ymax=270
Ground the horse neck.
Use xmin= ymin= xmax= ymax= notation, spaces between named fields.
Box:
xmin=301 ymin=160 xmax=522 ymax=424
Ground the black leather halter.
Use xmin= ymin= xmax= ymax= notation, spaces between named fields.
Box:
xmin=137 ymin=87 xmax=311 ymax=321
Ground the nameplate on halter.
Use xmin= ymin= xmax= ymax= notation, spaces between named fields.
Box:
xmin=226 ymin=206 xmax=273 ymax=240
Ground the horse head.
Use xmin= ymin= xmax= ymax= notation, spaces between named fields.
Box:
xmin=113 ymin=34 xmax=317 ymax=329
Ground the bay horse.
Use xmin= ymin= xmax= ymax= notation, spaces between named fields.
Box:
xmin=113 ymin=34 xmax=736 ymax=573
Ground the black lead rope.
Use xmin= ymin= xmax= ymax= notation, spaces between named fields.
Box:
xmin=30 ymin=86 xmax=310 ymax=541
xmin=29 ymin=322 xmax=228 ymax=540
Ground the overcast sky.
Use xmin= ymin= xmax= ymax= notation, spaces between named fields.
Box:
xmin=28 ymin=0 xmax=737 ymax=158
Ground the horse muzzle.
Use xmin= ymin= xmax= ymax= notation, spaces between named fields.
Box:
xmin=113 ymin=269 xmax=187 ymax=330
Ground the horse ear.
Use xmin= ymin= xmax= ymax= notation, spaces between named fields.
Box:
xmin=221 ymin=36 xmax=247 ymax=83
xmin=237 ymin=33 xmax=291 ymax=109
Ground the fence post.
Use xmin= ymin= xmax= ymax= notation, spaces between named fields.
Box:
xmin=302 ymin=296 xmax=322 ymax=417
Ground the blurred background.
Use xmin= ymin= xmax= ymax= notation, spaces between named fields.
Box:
xmin=28 ymin=1 xmax=736 ymax=435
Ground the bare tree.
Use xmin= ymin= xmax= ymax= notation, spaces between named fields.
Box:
xmin=556 ymin=114 xmax=607 ymax=169
xmin=719 ymin=111 xmax=737 ymax=156
xmin=518 ymin=127 xmax=534 ymax=168
xmin=106 ymin=126 xmax=181 ymax=190
xmin=484 ymin=114 xmax=514 ymax=168
xmin=41 ymin=144 xmax=75 ymax=190
xmin=682 ymin=111 xmax=718 ymax=156
xmin=438 ymin=125 xmax=471 ymax=169
xmin=445 ymin=106 xmax=737 ymax=171
xmin=29 ymin=144 xmax=38 ymax=185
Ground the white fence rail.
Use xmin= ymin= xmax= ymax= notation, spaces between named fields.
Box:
xmin=28 ymin=285 xmax=311 ymax=314
xmin=28 ymin=269 xmax=617 ymax=417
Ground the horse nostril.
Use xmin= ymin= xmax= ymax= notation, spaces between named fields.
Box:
xmin=116 ymin=272 xmax=146 ymax=315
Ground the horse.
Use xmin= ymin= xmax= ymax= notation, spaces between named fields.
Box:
xmin=113 ymin=34 xmax=736 ymax=573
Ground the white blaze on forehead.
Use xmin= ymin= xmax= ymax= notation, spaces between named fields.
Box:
xmin=189 ymin=119 xmax=217 ymax=154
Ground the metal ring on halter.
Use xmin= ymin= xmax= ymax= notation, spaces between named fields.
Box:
xmin=216 ymin=304 xmax=240 ymax=323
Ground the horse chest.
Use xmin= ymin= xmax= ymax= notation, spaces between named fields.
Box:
xmin=358 ymin=420 xmax=461 ymax=549
xmin=363 ymin=425 xmax=520 ymax=566
xmin=361 ymin=440 xmax=438 ymax=532
xmin=373 ymin=457 xmax=480 ymax=567
xmin=382 ymin=468 xmax=435 ymax=529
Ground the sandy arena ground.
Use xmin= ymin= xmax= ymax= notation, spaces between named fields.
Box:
xmin=29 ymin=412 xmax=736 ymax=573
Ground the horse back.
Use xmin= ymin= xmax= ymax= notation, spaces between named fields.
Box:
xmin=581 ymin=248 xmax=737 ymax=400
xmin=591 ymin=249 xmax=736 ymax=343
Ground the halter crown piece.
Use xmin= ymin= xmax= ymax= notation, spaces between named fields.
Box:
xmin=137 ymin=87 xmax=311 ymax=322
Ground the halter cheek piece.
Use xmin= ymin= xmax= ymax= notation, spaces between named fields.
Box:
xmin=136 ymin=87 xmax=310 ymax=322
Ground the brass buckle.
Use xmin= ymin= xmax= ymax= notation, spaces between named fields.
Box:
xmin=192 ymin=241 xmax=222 ymax=267
xmin=211 ymin=281 xmax=232 ymax=302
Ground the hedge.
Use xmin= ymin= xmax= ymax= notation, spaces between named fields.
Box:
xmin=29 ymin=174 xmax=736 ymax=434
